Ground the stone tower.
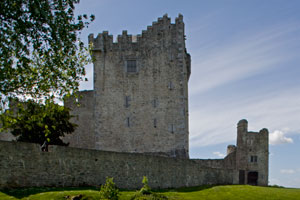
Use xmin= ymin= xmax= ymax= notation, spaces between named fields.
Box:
xmin=234 ymin=119 xmax=269 ymax=185
xmin=64 ymin=14 xmax=191 ymax=158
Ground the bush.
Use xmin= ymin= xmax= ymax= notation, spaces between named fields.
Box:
xmin=131 ymin=176 xmax=168 ymax=200
xmin=139 ymin=176 xmax=151 ymax=195
xmin=99 ymin=177 xmax=119 ymax=200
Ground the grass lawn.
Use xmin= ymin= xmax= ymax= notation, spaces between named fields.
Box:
xmin=0 ymin=185 xmax=299 ymax=200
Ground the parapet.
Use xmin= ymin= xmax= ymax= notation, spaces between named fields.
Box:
xmin=237 ymin=119 xmax=248 ymax=133
xmin=236 ymin=119 xmax=268 ymax=136
xmin=259 ymin=128 xmax=269 ymax=134
xmin=88 ymin=14 xmax=185 ymax=52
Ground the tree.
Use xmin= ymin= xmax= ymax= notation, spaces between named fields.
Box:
xmin=0 ymin=100 xmax=77 ymax=145
xmin=0 ymin=0 xmax=95 ymax=111
xmin=99 ymin=177 xmax=120 ymax=200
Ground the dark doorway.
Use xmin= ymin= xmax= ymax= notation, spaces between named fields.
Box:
xmin=247 ymin=171 xmax=258 ymax=185
xmin=239 ymin=170 xmax=245 ymax=184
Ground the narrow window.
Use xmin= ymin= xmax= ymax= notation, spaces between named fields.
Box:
xmin=127 ymin=117 xmax=130 ymax=127
xmin=154 ymin=118 xmax=157 ymax=128
xmin=126 ymin=60 xmax=137 ymax=73
xmin=168 ymin=52 xmax=174 ymax=61
xmin=170 ymin=124 xmax=174 ymax=133
xmin=168 ymin=81 xmax=174 ymax=90
xmin=153 ymin=99 xmax=157 ymax=108
xmin=125 ymin=96 xmax=130 ymax=108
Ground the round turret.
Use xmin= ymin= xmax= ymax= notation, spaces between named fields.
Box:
xmin=238 ymin=119 xmax=248 ymax=125
xmin=237 ymin=119 xmax=248 ymax=133
xmin=259 ymin=128 xmax=269 ymax=134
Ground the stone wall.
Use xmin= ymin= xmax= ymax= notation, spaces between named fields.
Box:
xmin=64 ymin=14 xmax=191 ymax=158
xmin=236 ymin=120 xmax=269 ymax=185
xmin=0 ymin=131 xmax=15 ymax=142
xmin=64 ymin=90 xmax=95 ymax=150
xmin=0 ymin=140 xmax=238 ymax=189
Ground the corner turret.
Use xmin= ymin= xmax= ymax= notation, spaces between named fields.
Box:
xmin=235 ymin=119 xmax=269 ymax=186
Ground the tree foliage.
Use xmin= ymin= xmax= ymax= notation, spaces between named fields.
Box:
xmin=0 ymin=0 xmax=95 ymax=111
xmin=0 ymin=99 xmax=77 ymax=145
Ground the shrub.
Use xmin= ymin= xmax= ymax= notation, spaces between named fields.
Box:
xmin=139 ymin=176 xmax=152 ymax=195
xmin=99 ymin=177 xmax=119 ymax=200
xmin=131 ymin=176 xmax=168 ymax=200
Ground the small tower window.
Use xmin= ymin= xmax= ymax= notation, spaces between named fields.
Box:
xmin=169 ymin=124 xmax=174 ymax=133
xmin=154 ymin=118 xmax=157 ymax=128
xmin=168 ymin=81 xmax=174 ymax=90
xmin=250 ymin=155 xmax=258 ymax=163
xmin=247 ymin=139 xmax=253 ymax=146
xmin=126 ymin=60 xmax=137 ymax=73
xmin=125 ymin=96 xmax=130 ymax=108
xmin=152 ymin=98 xmax=158 ymax=108
xmin=126 ymin=117 xmax=130 ymax=127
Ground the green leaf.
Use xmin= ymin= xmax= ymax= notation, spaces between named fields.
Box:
xmin=0 ymin=0 xmax=95 ymax=112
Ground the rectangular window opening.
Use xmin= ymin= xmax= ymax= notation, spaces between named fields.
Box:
xmin=250 ymin=156 xmax=258 ymax=163
xmin=125 ymin=96 xmax=130 ymax=108
xmin=126 ymin=60 xmax=137 ymax=73
xmin=154 ymin=118 xmax=157 ymax=128
xmin=127 ymin=117 xmax=130 ymax=127
xmin=153 ymin=99 xmax=157 ymax=108
xmin=168 ymin=81 xmax=174 ymax=90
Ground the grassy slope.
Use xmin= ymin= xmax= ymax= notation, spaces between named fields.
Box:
xmin=171 ymin=185 xmax=300 ymax=200
xmin=0 ymin=185 xmax=300 ymax=200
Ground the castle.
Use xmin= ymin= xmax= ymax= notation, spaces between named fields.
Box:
xmin=0 ymin=14 xmax=269 ymax=188
xmin=64 ymin=14 xmax=190 ymax=158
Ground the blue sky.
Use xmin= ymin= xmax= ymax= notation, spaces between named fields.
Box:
xmin=75 ymin=0 xmax=300 ymax=188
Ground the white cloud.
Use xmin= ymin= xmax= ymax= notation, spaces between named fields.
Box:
xmin=280 ymin=169 xmax=296 ymax=174
xmin=189 ymin=87 xmax=300 ymax=147
xmin=189 ymin=23 xmax=300 ymax=95
xmin=213 ymin=151 xmax=225 ymax=158
xmin=270 ymin=130 xmax=293 ymax=145
xmin=188 ymin=21 xmax=300 ymax=148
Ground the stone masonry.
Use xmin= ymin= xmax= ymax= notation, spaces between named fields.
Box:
xmin=0 ymin=120 xmax=268 ymax=188
xmin=235 ymin=119 xmax=269 ymax=186
xmin=64 ymin=14 xmax=191 ymax=158
xmin=0 ymin=15 xmax=269 ymax=188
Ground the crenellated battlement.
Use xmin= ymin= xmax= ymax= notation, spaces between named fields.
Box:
xmin=88 ymin=14 xmax=185 ymax=52
xmin=86 ymin=14 xmax=190 ymax=159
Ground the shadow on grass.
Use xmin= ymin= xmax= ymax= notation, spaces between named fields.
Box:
xmin=0 ymin=186 xmax=99 ymax=199
xmin=1 ymin=184 xmax=218 ymax=199
xmin=152 ymin=184 xmax=215 ymax=193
